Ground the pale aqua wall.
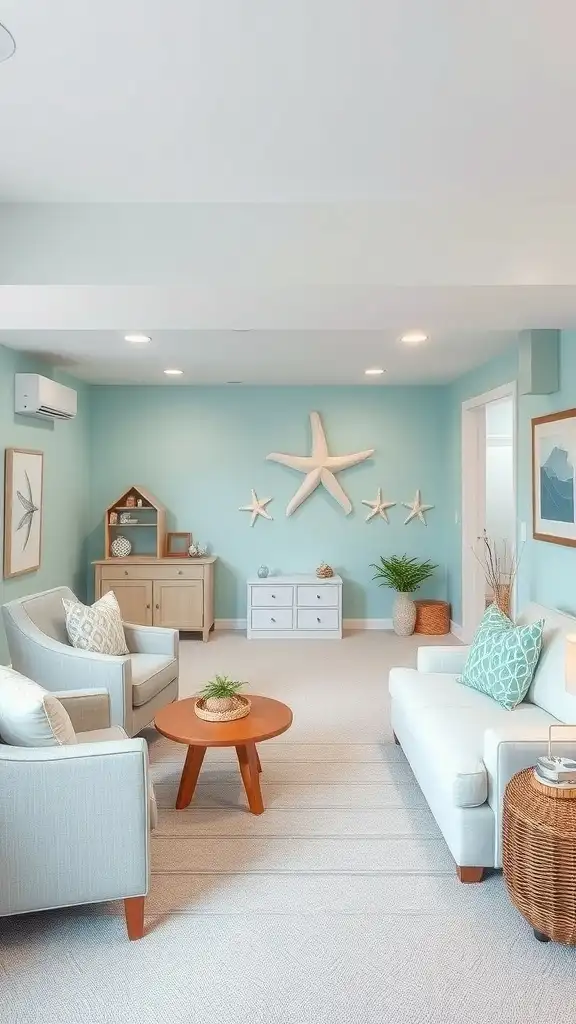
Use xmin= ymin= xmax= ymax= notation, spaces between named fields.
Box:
xmin=446 ymin=333 xmax=576 ymax=623
xmin=0 ymin=345 xmax=90 ymax=663
xmin=88 ymin=386 xmax=450 ymax=620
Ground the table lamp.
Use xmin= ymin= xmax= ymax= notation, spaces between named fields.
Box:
xmin=534 ymin=634 xmax=576 ymax=787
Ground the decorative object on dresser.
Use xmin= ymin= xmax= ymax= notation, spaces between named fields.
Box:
xmin=165 ymin=532 xmax=192 ymax=557
xmin=315 ymin=562 xmax=334 ymax=578
xmin=195 ymin=676 xmax=250 ymax=722
xmin=267 ymin=411 xmax=374 ymax=516
xmin=3 ymin=448 xmax=44 ymax=579
xmin=503 ymin=766 xmax=576 ymax=944
xmin=532 ymin=407 xmax=576 ymax=547
xmin=110 ymin=535 xmax=132 ymax=558
xmin=402 ymin=489 xmax=434 ymax=525
xmin=94 ymin=556 xmax=216 ymax=641
xmin=154 ymin=694 xmax=293 ymax=814
xmin=104 ymin=485 xmax=166 ymax=559
xmin=257 ymin=565 xmax=270 ymax=578
xmin=414 ymin=599 xmax=450 ymax=635
xmin=247 ymin=573 xmax=342 ymax=639
xmin=239 ymin=489 xmax=273 ymax=526
xmin=362 ymin=488 xmax=396 ymax=523
xmin=371 ymin=554 xmax=437 ymax=636
xmin=188 ymin=540 xmax=209 ymax=557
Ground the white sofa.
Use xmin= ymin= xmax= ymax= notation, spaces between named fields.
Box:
xmin=389 ymin=603 xmax=576 ymax=882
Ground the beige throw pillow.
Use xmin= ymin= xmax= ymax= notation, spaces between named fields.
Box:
xmin=63 ymin=590 xmax=129 ymax=656
xmin=0 ymin=666 xmax=76 ymax=746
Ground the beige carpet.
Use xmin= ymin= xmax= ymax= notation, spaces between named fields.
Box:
xmin=2 ymin=631 xmax=576 ymax=1023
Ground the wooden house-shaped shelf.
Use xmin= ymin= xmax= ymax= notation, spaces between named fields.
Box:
xmin=104 ymin=486 xmax=166 ymax=559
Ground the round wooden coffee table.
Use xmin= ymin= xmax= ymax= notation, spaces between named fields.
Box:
xmin=154 ymin=695 xmax=293 ymax=815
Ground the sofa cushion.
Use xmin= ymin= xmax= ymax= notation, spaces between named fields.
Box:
xmin=0 ymin=665 xmax=76 ymax=747
xmin=63 ymin=591 xmax=129 ymax=656
xmin=389 ymin=667 xmax=556 ymax=808
xmin=519 ymin=603 xmax=576 ymax=723
xmin=460 ymin=603 xmax=544 ymax=710
xmin=131 ymin=654 xmax=178 ymax=707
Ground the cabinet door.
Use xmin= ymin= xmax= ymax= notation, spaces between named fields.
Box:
xmin=101 ymin=580 xmax=153 ymax=626
xmin=153 ymin=580 xmax=204 ymax=630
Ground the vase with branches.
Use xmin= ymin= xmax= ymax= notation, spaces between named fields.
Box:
xmin=474 ymin=532 xmax=521 ymax=620
xmin=370 ymin=554 xmax=438 ymax=636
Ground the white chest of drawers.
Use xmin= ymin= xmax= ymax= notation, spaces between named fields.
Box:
xmin=246 ymin=574 xmax=343 ymax=639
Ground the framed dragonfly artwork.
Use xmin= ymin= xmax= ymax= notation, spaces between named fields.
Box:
xmin=3 ymin=448 xmax=44 ymax=578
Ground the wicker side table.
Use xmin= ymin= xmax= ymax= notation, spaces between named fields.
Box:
xmin=503 ymin=768 xmax=576 ymax=944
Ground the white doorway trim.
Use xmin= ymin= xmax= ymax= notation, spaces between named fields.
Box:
xmin=461 ymin=381 xmax=517 ymax=642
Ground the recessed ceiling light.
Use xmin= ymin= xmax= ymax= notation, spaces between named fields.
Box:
xmin=0 ymin=22 xmax=16 ymax=63
xmin=125 ymin=333 xmax=151 ymax=343
xmin=400 ymin=331 xmax=428 ymax=344
xmin=164 ymin=369 xmax=183 ymax=376
xmin=365 ymin=367 xmax=385 ymax=376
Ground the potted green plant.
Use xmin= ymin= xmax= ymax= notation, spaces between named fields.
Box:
xmin=371 ymin=554 xmax=437 ymax=636
xmin=197 ymin=674 xmax=246 ymax=714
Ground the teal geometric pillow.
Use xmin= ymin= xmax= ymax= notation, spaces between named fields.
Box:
xmin=459 ymin=603 xmax=544 ymax=710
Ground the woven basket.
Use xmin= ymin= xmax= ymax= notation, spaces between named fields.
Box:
xmin=194 ymin=695 xmax=251 ymax=722
xmin=503 ymin=768 xmax=576 ymax=944
xmin=414 ymin=599 xmax=450 ymax=635
xmin=316 ymin=563 xmax=334 ymax=579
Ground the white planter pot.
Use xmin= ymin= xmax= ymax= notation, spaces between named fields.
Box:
xmin=392 ymin=593 xmax=416 ymax=636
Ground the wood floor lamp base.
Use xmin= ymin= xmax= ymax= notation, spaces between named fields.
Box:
xmin=124 ymin=896 xmax=145 ymax=940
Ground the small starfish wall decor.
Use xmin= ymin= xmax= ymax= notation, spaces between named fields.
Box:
xmin=239 ymin=490 xmax=273 ymax=527
xmin=403 ymin=489 xmax=434 ymax=525
xmin=361 ymin=488 xmax=396 ymax=523
xmin=16 ymin=470 xmax=39 ymax=550
xmin=267 ymin=411 xmax=374 ymax=516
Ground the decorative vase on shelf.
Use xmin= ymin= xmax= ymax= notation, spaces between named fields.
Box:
xmin=257 ymin=565 xmax=270 ymax=578
xmin=111 ymin=536 xmax=132 ymax=558
xmin=392 ymin=594 xmax=417 ymax=637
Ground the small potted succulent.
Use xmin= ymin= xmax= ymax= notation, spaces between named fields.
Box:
xmin=195 ymin=675 xmax=250 ymax=721
xmin=371 ymin=554 xmax=437 ymax=636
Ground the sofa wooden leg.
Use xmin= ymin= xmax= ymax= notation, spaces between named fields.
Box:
xmin=456 ymin=866 xmax=484 ymax=884
xmin=393 ymin=732 xmax=400 ymax=746
xmin=124 ymin=896 xmax=145 ymax=940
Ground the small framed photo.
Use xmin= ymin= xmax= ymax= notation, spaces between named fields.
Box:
xmin=4 ymin=448 xmax=44 ymax=578
xmin=533 ymin=408 xmax=576 ymax=547
xmin=165 ymin=532 xmax=191 ymax=557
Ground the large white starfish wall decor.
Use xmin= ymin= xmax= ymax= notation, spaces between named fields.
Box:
xmin=267 ymin=411 xmax=374 ymax=516
xmin=403 ymin=489 xmax=434 ymax=525
xmin=239 ymin=489 xmax=273 ymax=527
xmin=362 ymin=488 xmax=396 ymax=523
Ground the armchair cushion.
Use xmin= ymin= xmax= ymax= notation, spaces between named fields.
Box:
xmin=63 ymin=591 xmax=129 ymax=656
xmin=131 ymin=654 xmax=178 ymax=707
xmin=0 ymin=666 xmax=76 ymax=747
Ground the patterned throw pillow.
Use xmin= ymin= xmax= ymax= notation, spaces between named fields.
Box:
xmin=459 ymin=603 xmax=544 ymax=710
xmin=63 ymin=591 xmax=129 ymax=656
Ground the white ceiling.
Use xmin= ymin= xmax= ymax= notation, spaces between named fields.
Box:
xmin=1 ymin=1 xmax=576 ymax=202
xmin=0 ymin=328 xmax=517 ymax=384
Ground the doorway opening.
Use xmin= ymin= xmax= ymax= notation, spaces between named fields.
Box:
xmin=461 ymin=383 xmax=516 ymax=642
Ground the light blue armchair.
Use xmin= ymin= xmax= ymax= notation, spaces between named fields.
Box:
xmin=0 ymin=687 xmax=154 ymax=939
xmin=2 ymin=587 xmax=179 ymax=736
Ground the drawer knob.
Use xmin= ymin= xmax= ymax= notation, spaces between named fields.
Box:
xmin=271 ymin=617 xmax=276 ymax=623
xmin=316 ymin=594 xmax=321 ymax=599
xmin=177 ymin=570 xmax=183 ymax=575
xmin=146 ymin=604 xmax=151 ymax=610
xmin=317 ymin=616 xmax=321 ymax=622
xmin=155 ymin=603 xmax=160 ymax=610
xmin=124 ymin=570 xmax=129 ymax=576
xmin=271 ymin=594 xmax=276 ymax=598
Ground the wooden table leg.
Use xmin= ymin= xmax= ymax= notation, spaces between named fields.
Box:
xmin=236 ymin=743 xmax=264 ymax=815
xmin=176 ymin=745 xmax=206 ymax=809
xmin=255 ymin=748 xmax=262 ymax=773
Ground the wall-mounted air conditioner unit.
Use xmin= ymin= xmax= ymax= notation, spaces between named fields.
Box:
xmin=15 ymin=374 xmax=78 ymax=421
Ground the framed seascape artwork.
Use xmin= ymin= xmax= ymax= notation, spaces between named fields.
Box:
xmin=533 ymin=409 xmax=576 ymax=547
xmin=3 ymin=448 xmax=44 ymax=578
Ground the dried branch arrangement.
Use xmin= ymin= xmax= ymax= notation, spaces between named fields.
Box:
xmin=473 ymin=532 xmax=522 ymax=620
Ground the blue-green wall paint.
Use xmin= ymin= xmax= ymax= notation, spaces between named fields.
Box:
xmin=446 ymin=333 xmax=576 ymax=622
xmin=0 ymin=345 xmax=90 ymax=663
xmin=88 ymin=386 xmax=450 ymax=620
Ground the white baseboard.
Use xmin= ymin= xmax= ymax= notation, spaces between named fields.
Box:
xmin=214 ymin=618 xmax=247 ymax=631
xmin=343 ymin=618 xmax=393 ymax=630
xmin=450 ymin=620 xmax=466 ymax=642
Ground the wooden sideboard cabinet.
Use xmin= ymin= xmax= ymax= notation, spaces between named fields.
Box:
xmin=93 ymin=557 xmax=216 ymax=641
